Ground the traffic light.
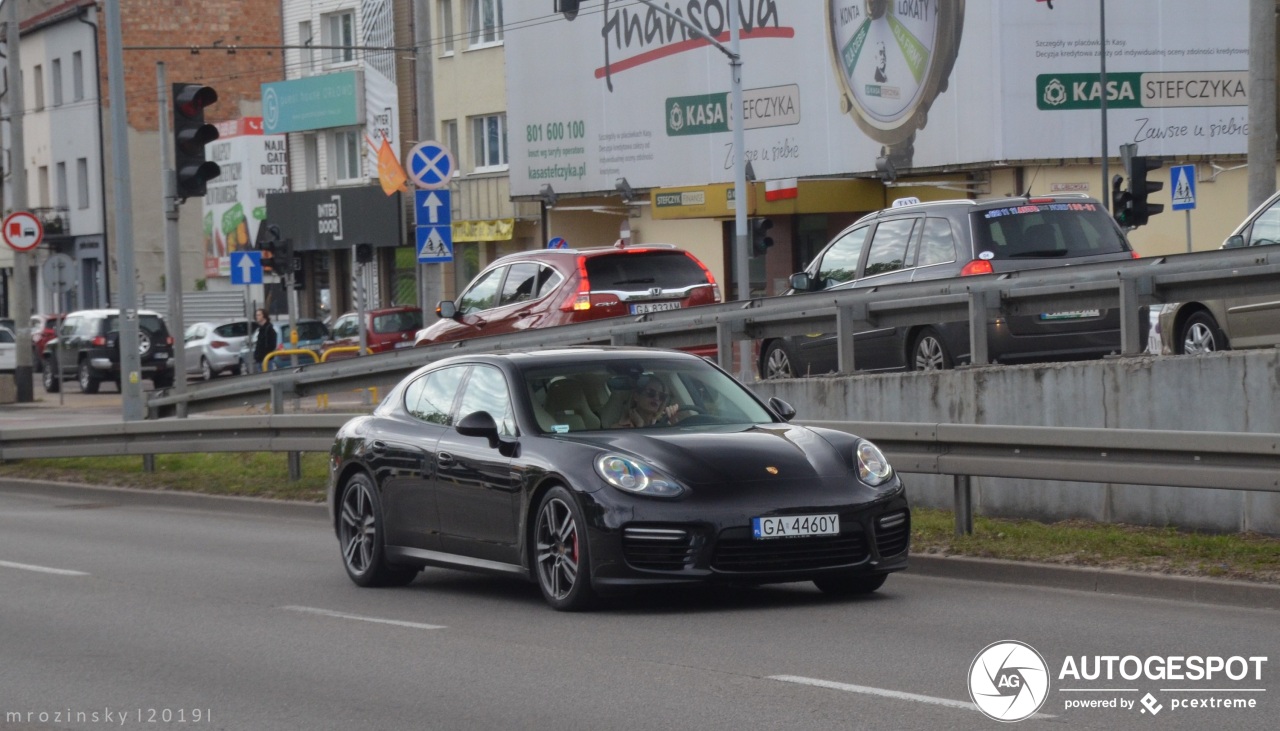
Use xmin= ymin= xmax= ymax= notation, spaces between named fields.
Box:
xmin=555 ymin=0 xmax=581 ymax=20
xmin=1128 ymin=156 xmax=1165 ymax=227
xmin=260 ymin=224 xmax=278 ymax=275
xmin=750 ymin=217 xmax=774 ymax=257
xmin=172 ymin=83 xmax=221 ymax=200
xmin=1111 ymin=174 xmax=1134 ymax=227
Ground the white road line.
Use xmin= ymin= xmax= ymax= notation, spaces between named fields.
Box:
xmin=768 ymin=675 xmax=1056 ymax=719
xmin=280 ymin=605 xmax=446 ymax=630
xmin=0 ymin=559 xmax=89 ymax=576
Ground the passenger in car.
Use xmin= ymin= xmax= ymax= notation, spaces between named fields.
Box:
xmin=612 ymin=377 xmax=683 ymax=428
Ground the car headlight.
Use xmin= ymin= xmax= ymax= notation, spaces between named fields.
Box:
xmin=594 ymin=453 xmax=685 ymax=498
xmin=856 ymin=439 xmax=894 ymax=487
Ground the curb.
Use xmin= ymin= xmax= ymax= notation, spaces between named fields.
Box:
xmin=908 ymin=554 xmax=1280 ymax=611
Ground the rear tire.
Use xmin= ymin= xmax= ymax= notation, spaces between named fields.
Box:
xmin=761 ymin=341 xmax=797 ymax=379
xmin=813 ymin=573 xmax=887 ymax=597
xmin=78 ymin=360 xmax=101 ymax=394
xmin=1178 ymin=311 xmax=1227 ymax=354
xmin=911 ymin=328 xmax=953 ymax=371
xmin=200 ymin=357 xmax=215 ymax=381
xmin=337 ymin=473 xmax=418 ymax=588
xmin=42 ymin=358 xmax=60 ymax=393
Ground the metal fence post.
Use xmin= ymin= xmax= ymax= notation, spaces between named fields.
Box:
xmin=288 ymin=452 xmax=302 ymax=481
xmin=1119 ymin=275 xmax=1147 ymax=356
xmin=143 ymin=454 xmax=156 ymax=473
xmin=270 ymin=381 xmax=285 ymax=415
xmin=954 ymin=474 xmax=974 ymax=535
xmin=968 ymin=290 xmax=993 ymax=366
xmin=835 ymin=304 xmax=862 ymax=374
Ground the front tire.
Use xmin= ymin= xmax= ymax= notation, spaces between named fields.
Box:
xmin=534 ymin=486 xmax=595 ymax=611
xmin=761 ymin=341 xmax=797 ymax=379
xmin=200 ymin=357 xmax=215 ymax=381
xmin=42 ymin=358 xmax=60 ymax=393
xmin=337 ymin=473 xmax=418 ymax=588
xmin=78 ymin=360 xmax=101 ymax=394
xmin=911 ymin=328 xmax=953 ymax=371
xmin=813 ymin=573 xmax=888 ymax=597
xmin=1178 ymin=311 xmax=1227 ymax=354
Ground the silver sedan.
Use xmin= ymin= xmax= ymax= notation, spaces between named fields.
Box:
xmin=183 ymin=320 xmax=251 ymax=380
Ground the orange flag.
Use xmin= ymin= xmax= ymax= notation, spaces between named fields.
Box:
xmin=368 ymin=134 xmax=409 ymax=196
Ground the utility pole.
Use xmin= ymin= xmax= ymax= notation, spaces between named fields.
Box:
xmin=157 ymin=62 xmax=188 ymax=415
xmin=414 ymin=0 xmax=440 ymax=320
xmin=1248 ymin=0 xmax=1277 ymax=212
xmin=1099 ymin=0 xmax=1110 ymax=210
xmin=105 ymin=0 xmax=144 ymax=420
xmin=6 ymin=0 xmax=34 ymax=402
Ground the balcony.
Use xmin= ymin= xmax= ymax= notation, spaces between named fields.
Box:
xmin=33 ymin=206 xmax=70 ymax=237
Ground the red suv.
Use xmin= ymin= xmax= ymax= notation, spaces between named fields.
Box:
xmin=29 ymin=313 xmax=65 ymax=372
xmin=324 ymin=306 xmax=424 ymax=354
xmin=415 ymin=243 xmax=720 ymax=347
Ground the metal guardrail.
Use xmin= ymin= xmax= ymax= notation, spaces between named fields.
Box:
xmin=145 ymin=246 xmax=1280 ymax=418
xmin=3 ymin=414 xmax=1278 ymax=535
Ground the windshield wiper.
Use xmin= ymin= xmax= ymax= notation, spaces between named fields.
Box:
xmin=612 ymin=278 xmax=656 ymax=285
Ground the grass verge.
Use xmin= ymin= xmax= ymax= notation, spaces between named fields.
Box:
xmin=3 ymin=456 xmax=1278 ymax=585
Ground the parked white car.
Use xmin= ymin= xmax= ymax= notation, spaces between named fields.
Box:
xmin=0 ymin=326 xmax=16 ymax=372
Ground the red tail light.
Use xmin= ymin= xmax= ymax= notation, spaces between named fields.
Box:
xmin=166 ymin=336 xmax=174 ymax=345
xmin=210 ymin=340 xmax=228 ymax=349
xmin=1027 ymin=197 xmax=1055 ymax=204
xmin=685 ymin=252 xmax=722 ymax=303
xmin=560 ymin=256 xmax=594 ymax=312
xmin=92 ymin=336 xmax=106 ymax=346
xmin=1131 ymin=251 xmax=1141 ymax=259
xmin=960 ymin=260 xmax=994 ymax=276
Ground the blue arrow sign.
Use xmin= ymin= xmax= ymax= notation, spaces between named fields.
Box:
xmin=407 ymin=140 xmax=454 ymax=190
xmin=230 ymin=251 xmax=263 ymax=285
xmin=415 ymin=189 xmax=451 ymax=227
xmin=417 ymin=225 xmax=453 ymax=263
xmin=1171 ymin=164 xmax=1197 ymax=211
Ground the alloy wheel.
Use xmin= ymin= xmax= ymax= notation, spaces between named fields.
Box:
xmin=914 ymin=335 xmax=946 ymax=371
xmin=535 ymin=497 xmax=579 ymax=601
xmin=764 ymin=346 xmax=795 ymax=379
xmin=339 ymin=480 xmax=377 ymax=576
xmin=1182 ymin=322 xmax=1217 ymax=354
xmin=201 ymin=357 xmax=214 ymax=381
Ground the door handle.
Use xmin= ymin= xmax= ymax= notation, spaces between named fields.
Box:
xmin=436 ymin=452 xmax=456 ymax=467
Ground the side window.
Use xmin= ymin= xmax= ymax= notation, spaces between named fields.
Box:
xmin=917 ymin=218 xmax=958 ymax=267
xmin=458 ymin=267 xmax=504 ymax=314
xmin=404 ymin=366 xmax=467 ymax=426
xmin=536 ymin=265 xmax=564 ymax=297
xmin=499 ymin=263 xmax=541 ymax=306
xmin=1247 ymin=200 xmax=1280 ymax=246
xmin=456 ymin=365 xmax=514 ymax=436
xmin=59 ymin=317 xmax=79 ymax=337
xmin=816 ymin=227 xmax=869 ymax=287
xmin=862 ymin=218 xmax=918 ymax=277
xmin=333 ymin=315 xmax=358 ymax=338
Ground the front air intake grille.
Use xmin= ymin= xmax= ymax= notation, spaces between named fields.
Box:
xmin=711 ymin=529 xmax=869 ymax=572
xmin=875 ymin=511 xmax=910 ymax=557
xmin=622 ymin=527 xmax=697 ymax=571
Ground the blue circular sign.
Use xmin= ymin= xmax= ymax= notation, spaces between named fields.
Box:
xmin=547 ymin=237 xmax=568 ymax=249
xmin=407 ymin=140 xmax=454 ymax=190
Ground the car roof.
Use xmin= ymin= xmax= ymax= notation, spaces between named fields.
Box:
xmin=853 ymin=194 xmax=1100 ymax=225
xmin=64 ymin=308 xmax=166 ymax=319
xmin=423 ymin=346 xmax=704 ymax=371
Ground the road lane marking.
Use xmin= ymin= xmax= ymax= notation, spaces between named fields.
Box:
xmin=768 ymin=675 xmax=1056 ymax=719
xmin=280 ymin=605 xmax=446 ymax=630
xmin=0 ymin=559 xmax=89 ymax=576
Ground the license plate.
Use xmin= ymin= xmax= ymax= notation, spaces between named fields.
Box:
xmin=752 ymin=514 xmax=840 ymax=539
xmin=394 ymin=341 xmax=414 ymax=349
xmin=1040 ymin=309 xmax=1101 ymax=320
xmin=630 ymin=301 xmax=682 ymax=315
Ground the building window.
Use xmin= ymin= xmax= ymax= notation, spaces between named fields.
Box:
xmin=52 ymin=59 xmax=63 ymax=106
xmin=33 ymin=64 xmax=44 ymax=110
xmin=77 ymin=158 xmax=90 ymax=209
xmin=470 ymin=114 xmax=507 ymax=171
xmin=467 ymin=0 xmax=503 ymax=47
xmin=38 ymin=166 xmax=49 ymax=206
xmin=333 ymin=130 xmax=361 ymax=182
xmin=440 ymin=0 xmax=455 ymax=54
xmin=304 ymin=134 xmax=320 ymax=188
xmin=324 ymin=11 xmax=356 ymax=64
xmin=298 ymin=21 xmax=315 ymax=73
xmin=442 ymin=119 xmax=459 ymax=172
xmin=55 ymin=162 xmax=68 ymax=207
xmin=72 ymin=52 xmax=85 ymax=102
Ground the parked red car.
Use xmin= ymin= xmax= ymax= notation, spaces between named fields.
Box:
xmin=415 ymin=243 xmax=720 ymax=348
xmin=324 ymin=306 xmax=424 ymax=354
xmin=29 ymin=313 xmax=65 ymax=372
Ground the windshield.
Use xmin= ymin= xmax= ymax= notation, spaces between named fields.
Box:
xmin=971 ymin=202 xmax=1130 ymax=259
xmin=522 ymin=357 xmax=775 ymax=434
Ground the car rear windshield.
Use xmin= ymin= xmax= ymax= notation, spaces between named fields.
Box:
xmin=105 ymin=315 xmax=167 ymax=335
xmin=214 ymin=321 xmax=250 ymax=338
xmin=971 ymin=202 xmax=1130 ymax=259
xmin=372 ymin=310 xmax=423 ymax=334
xmin=284 ymin=322 xmax=329 ymax=341
xmin=584 ymin=251 xmax=709 ymax=292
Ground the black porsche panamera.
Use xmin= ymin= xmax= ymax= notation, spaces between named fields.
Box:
xmin=327 ymin=347 xmax=909 ymax=610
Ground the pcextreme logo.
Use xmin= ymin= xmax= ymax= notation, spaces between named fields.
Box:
xmin=970 ymin=641 xmax=1269 ymax=722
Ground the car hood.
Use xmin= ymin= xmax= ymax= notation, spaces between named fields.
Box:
xmin=558 ymin=423 xmax=855 ymax=490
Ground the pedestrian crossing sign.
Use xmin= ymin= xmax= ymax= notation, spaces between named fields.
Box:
xmin=1170 ymin=164 xmax=1196 ymax=211
xmin=417 ymin=225 xmax=453 ymax=263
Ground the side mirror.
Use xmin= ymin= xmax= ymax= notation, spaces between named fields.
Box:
xmin=789 ymin=272 xmax=816 ymax=292
xmin=1222 ymin=234 xmax=1246 ymax=249
xmin=456 ymin=410 xmax=501 ymax=448
xmin=768 ymin=396 xmax=796 ymax=422
xmin=436 ymin=300 xmax=458 ymax=319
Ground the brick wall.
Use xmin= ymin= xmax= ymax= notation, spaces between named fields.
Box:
xmin=98 ymin=0 xmax=285 ymax=131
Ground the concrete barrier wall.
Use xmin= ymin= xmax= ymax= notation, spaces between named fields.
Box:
xmin=750 ymin=351 xmax=1280 ymax=534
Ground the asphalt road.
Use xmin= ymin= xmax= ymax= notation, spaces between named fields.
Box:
xmin=0 ymin=480 xmax=1275 ymax=731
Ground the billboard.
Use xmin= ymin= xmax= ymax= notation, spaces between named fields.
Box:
xmin=202 ymin=118 xmax=290 ymax=278
xmin=505 ymin=1 xmax=1250 ymax=197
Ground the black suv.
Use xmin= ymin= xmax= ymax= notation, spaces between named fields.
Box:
xmin=42 ymin=309 xmax=175 ymax=393
xmin=760 ymin=195 xmax=1141 ymax=377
